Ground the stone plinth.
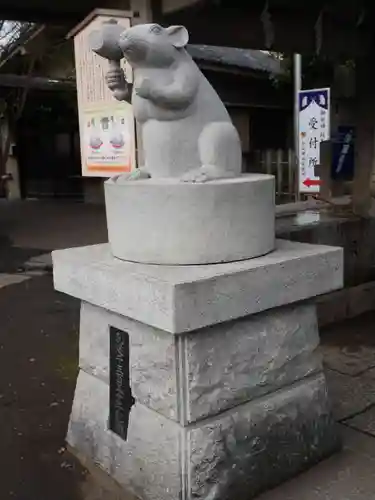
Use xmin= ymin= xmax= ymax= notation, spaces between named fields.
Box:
xmin=104 ymin=174 xmax=275 ymax=265
xmin=53 ymin=240 xmax=343 ymax=500
xmin=53 ymin=240 xmax=342 ymax=333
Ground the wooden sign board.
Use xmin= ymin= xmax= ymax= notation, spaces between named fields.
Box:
xmin=69 ymin=10 xmax=136 ymax=177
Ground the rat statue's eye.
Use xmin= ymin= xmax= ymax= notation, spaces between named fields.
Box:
xmin=149 ymin=24 xmax=162 ymax=34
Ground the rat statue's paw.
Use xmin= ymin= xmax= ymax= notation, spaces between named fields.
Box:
xmin=105 ymin=68 xmax=127 ymax=92
xmin=181 ymin=168 xmax=210 ymax=183
xmin=105 ymin=68 xmax=129 ymax=101
xmin=135 ymin=78 xmax=153 ymax=99
xmin=180 ymin=165 xmax=234 ymax=183
xmin=113 ymin=168 xmax=151 ymax=184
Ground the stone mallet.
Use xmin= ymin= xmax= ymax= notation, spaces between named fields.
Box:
xmin=89 ymin=19 xmax=128 ymax=101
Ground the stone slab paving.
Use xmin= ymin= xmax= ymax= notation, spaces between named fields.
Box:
xmin=321 ymin=312 xmax=375 ymax=422
xmin=320 ymin=315 xmax=375 ymax=376
xmin=257 ymin=311 xmax=375 ymax=499
xmin=346 ymin=406 xmax=375 ymax=436
xmin=325 ymin=368 xmax=375 ymax=421
xmin=257 ymin=426 xmax=375 ymax=500
xmin=322 ymin=343 xmax=375 ymax=376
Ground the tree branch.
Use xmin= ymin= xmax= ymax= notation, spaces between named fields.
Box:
xmin=0 ymin=51 xmax=37 ymax=179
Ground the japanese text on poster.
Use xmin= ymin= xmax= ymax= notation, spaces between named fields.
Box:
xmin=298 ymin=88 xmax=330 ymax=193
xmin=83 ymin=105 xmax=134 ymax=174
xmin=70 ymin=11 xmax=136 ymax=177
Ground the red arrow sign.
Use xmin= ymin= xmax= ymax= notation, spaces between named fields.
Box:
xmin=303 ymin=178 xmax=322 ymax=188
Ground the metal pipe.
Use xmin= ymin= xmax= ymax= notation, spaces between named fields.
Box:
xmin=294 ymin=53 xmax=301 ymax=200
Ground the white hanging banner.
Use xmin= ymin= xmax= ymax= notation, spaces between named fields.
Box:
xmin=298 ymin=88 xmax=330 ymax=193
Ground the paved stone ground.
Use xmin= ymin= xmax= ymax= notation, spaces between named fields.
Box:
xmin=0 ymin=270 xmax=135 ymax=500
xmin=0 ymin=199 xmax=107 ymax=251
xmin=259 ymin=312 xmax=375 ymax=500
xmin=0 ymin=200 xmax=128 ymax=500
xmin=1 ymin=199 xmax=375 ymax=499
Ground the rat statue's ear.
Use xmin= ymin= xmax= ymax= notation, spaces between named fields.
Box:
xmin=165 ymin=25 xmax=189 ymax=48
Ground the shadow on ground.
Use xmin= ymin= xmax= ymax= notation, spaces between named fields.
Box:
xmin=0 ymin=276 xmax=85 ymax=500
xmin=0 ymin=241 xmax=48 ymax=274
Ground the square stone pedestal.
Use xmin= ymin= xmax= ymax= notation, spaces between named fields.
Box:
xmin=53 ymin=240 xmax=343 ymax=500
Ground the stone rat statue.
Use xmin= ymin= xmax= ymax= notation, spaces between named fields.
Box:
xmin=102 ymin=23 xmax=242 ymax=183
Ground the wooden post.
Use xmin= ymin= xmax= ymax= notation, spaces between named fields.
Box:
xmin=131 ymin=0 xmax=153 ymax=22
xmin=287 ymin=149 xmax=294 ymax=200
xmin=352 ymin=56 xmax=375 ymax=216
xmin=318 ymin=140 xmax=332 ymax=199
xmin=265 ymin=149 xmax=272 ymax=175
xmin=276 ymin=148 xmax=283 ymax=198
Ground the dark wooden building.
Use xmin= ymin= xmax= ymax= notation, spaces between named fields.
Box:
xmin=0 ymin=19 xmax=291 ymax=200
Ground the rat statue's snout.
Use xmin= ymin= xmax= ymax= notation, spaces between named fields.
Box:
xmin=119 ymin=31 xmax=149 ymax=63
xmin=118 ymin=31 xmax=131 ymax=51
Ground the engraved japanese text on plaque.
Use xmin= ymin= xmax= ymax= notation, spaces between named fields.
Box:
xmin=109 ymin=326 xmax=134 ymax=440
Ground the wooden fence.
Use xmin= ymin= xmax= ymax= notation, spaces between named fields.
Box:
xmin=252 ymin=149 xmax=299 ymax=204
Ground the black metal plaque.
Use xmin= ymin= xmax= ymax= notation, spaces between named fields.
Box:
xmin=109 ymin=326 xmax=135 ymax=440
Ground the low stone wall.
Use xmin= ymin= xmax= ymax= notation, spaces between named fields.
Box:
xmin=316 ymin=281 xmax=375 ymax=327
xmin=276 ymin=208 xmax=375 ymax=325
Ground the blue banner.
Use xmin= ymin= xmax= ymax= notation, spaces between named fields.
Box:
xmin=331 ymin=126 xmax=355 ymax=180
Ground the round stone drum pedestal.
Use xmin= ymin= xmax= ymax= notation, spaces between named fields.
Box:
xmin=104 ymin=174 xmax=275 ymax=265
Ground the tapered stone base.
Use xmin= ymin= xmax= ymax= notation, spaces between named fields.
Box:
xmin=68 ymin=370 xmax=339 ymax=500
xmin=53 ymin=240 xmax=343 ymax=499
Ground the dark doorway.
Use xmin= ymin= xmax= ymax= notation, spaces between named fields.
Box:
xmin=16 ymin=89 xmax=83 ymax=200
